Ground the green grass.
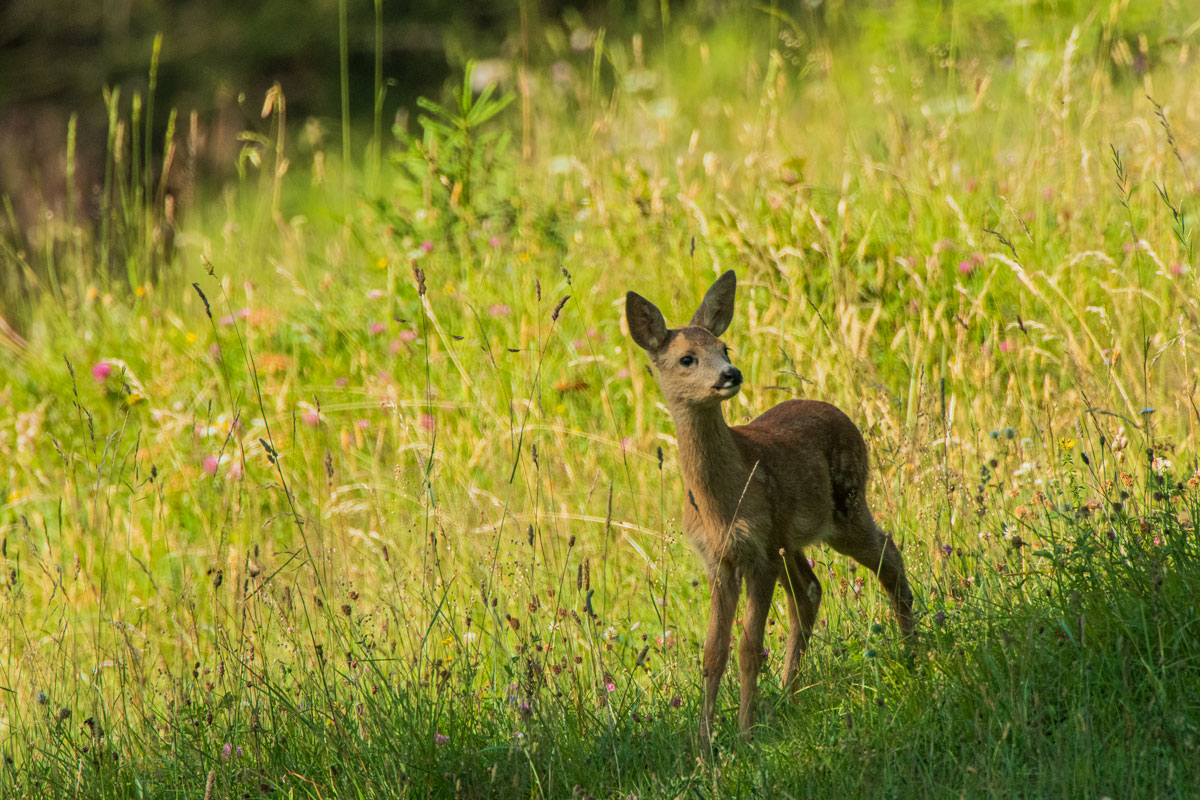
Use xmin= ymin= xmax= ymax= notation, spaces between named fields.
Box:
xmin=3 ymin=2 xmax=1200 ymax=797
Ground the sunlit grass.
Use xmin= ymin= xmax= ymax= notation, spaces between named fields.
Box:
xmin=3 ymin=3 xmax=1200 ymax=797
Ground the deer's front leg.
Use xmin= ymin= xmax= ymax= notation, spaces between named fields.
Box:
xmin=737 ymin=565 xmax=778 ymax=737
xmin=700 ymin=561 xmax=738 ymax=750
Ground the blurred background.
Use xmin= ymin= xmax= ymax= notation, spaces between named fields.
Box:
xmin=0 ymin=0 xmax=1174 ymax=328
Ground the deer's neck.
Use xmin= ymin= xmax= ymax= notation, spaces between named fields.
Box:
xmin=671 ymin=402 xmax=748 ymax=516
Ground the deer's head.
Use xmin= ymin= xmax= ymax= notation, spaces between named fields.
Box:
xmin=626 ymin=270 xmax=743 ymax=408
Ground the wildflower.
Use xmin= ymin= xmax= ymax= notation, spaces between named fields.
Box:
xmin=620 ymin=437 xmax=634 ymax=451
xmin=939 ymin=544 xmax=953 ymax=557
xmin=1003 ymin=427 xmax=1016 ymax=439
xmin=185 ymin=332 xmax=198 ymax=344
xmin=35 ymin=690 xmax=48 ymax=706
xmin=375 ymin=257 xmax=388 ymax=270
xmin=135 ymin=285 xmax=147 ymax=297
xmin=203 ymin=455 xmax=219 ymax=476
xmin=221 ymin=743 xmax=233 ymax=760
xmin=335 ymin=377 xmax=349 ymax=387
xmin=369 ymin=321 xmax=387 ymax=336
xmin=420 ymin=240 xmax=434 ymax=253
xmin=605 ymin=682 xmax=615 ymax=693
xmin=92 ymin=361 xmax=112 ymax=382
xmin=399 ymin=329 xmax=418 ymax=342
xmin=356 ymin=419 xmax=370 ymax=430
xmin=434 ymin=732 xmax=449 ymax=746
xmin=367 ymin=289 xmax=385 ymax=300
xmin=228 ymin=461 xmax=243 ymax=480
xmin=958 ymin=260 xmax=973 ymax=275
xmin=670 ymin=696 xmax=682 ymax=709
xmin=489 ymin=304 xmax=511 ymax=317
xmin=998 ymin=340 xmax=1013 ymax=353
xmin=1058 ymin=437 xmax=1075 ymax=451
xmin=1151 ymin=457 xmax=1173 ymax=474
xmin=488 ymin=236 xmax=502 ymax=247
xmin=419 ymin=414 xmax=435 ymax=431
xmin=302 ymin=408 xmax=321 ymax=427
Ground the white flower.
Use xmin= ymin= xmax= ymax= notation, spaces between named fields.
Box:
xmin=1013 ymin=461 xmax=1036 ymax=478
xmin=1152 ymin=457 xmax=1173 ymax=474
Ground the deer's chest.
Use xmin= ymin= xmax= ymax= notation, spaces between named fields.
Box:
xmin=681 ymin=475 xmax=774 ymax=570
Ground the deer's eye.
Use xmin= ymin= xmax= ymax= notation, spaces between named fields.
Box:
xmin=679 ymin=355 xmax=696 ymax=367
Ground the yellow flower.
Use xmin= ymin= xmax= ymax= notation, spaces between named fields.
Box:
xmin=441 ymin=636 xmax=454 ymax=647
xmin=185 ymin=332 xmax=198 ymax=344
xmin=135 ymin=285 xmax=147 ymax=297
xmin=1058 ymin=437 xmax=1075 ymax=451
xmin=375 ymin=257 xmax=388 ymax=270
xmin=555 ymin=403 xmax=567 ymax=415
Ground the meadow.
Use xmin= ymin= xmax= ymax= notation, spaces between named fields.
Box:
xmin=3 ymin=2 xmax=1200 ymax=797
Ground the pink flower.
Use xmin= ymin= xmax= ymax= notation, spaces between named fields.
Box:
xmin=1170 ymin=263 xmax=1186 ymax=276
xmin=488 ymin=236 xmax=502 ymax=248
xmin=999 ymin=340 xmax=1013 ymax=353
xmin=203 ymin=455 xmax=219 ymax=476
xmin=620 ymin=437 xmax=634 ymax=451
xmin=605 ymin=682 xmax=615 ymax=693
xmin=91 ymin=361 xmax=112 ymax=382
xmin=302 ymin=409 xmax=320 ymax=427
xmin=399 ymin=329 xmax=418 ymax=342
xmin=420 ymin=240 xmax=434 ymax=253
xmin=434 ymin=732 xmax=449 ymax=746
xmin=228 ymin=461 xmax=243 ymax=480
xmin=221 ymin=742 xmax=233 ymax=760
xmin=419 ymin=413 xmax=435 ymax=431
xmin=958 ymin=260 xmax=973 ymax=274
xmin=334 ymin=377 xmax=349 ymax=388
xmin=368 ymin=289 xmax=385 ymax=300
xmin=1042 ymin=188 xmax=1054 ymax=201
xmin=370 ymin=321 xmax=387 ymax=336
xmin=389 ymin=339 xmax=402 ymax=355
xmin=355 ymin=419 xmax=370 ymax=430
xmin=489 ymin=304 xmax=511 ymax=317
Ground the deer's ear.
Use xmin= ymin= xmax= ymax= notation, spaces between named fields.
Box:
xmin=626 ymin=292 xmax=669 ymax=352
xmin=689 ymin=270 xmax=736 ymax=336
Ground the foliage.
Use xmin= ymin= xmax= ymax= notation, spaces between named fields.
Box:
xmin=3 ymin=1 xmax=1200 ymax=798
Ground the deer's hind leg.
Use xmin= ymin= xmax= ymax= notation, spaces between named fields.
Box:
xmin=778 ymin=550 xmax=821 ymax=693
xmin=828 ymin=505 xmax=916 ymax=638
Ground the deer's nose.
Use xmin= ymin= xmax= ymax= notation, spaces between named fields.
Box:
xmin=719 ymin=365 xmax=742 ymax=386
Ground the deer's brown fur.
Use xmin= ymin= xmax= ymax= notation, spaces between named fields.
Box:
xmin=625 ymin=270 xmax=915 ymax=748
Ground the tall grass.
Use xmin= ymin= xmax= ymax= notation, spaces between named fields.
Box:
xmin=2 ymin=3 xmax=1200 ymax=797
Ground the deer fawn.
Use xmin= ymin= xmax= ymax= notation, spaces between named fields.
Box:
xmin=625 ymin=270 xmax=916 ymax=747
